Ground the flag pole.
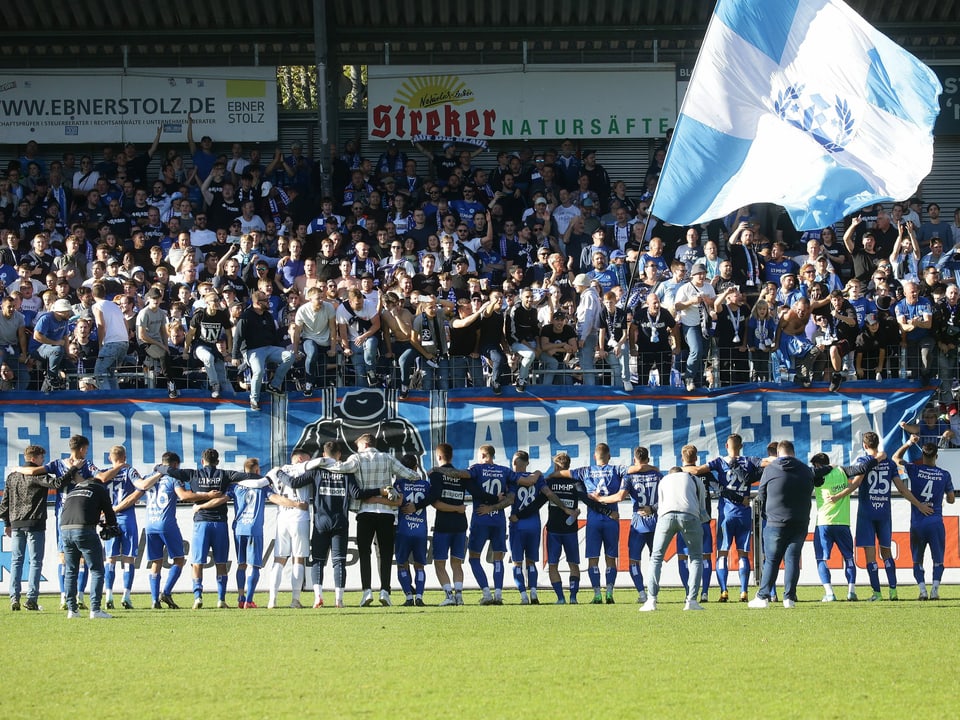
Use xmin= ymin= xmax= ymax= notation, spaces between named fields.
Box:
xmin=648 ymin=0 xmax=724 ymax=225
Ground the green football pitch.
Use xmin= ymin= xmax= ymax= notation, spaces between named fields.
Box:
xmin=3 ymin=586 xmax=951 ymax=719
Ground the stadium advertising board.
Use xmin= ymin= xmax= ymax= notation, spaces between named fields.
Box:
xmin=0 ymin=67 xmax=278 ymax=144
xmin=367 ymin=64 xmax=676 ymax=141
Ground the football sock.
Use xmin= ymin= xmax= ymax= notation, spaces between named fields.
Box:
xmin=58 ymin=563 xmax=65 ymax=594
xmin=270 ymin=563 xmax=284 ymax=601
xmin=492 ymin=560 xmax=505 ymax=592
xmin=398 ymin=566 xmax=414 ymax=597
xmin=216 ymin=574 xmax=228 ymax=602
xmin=526 ymin=564 xmax=538 ymax=593
xmin=123 ymin=565 xmax=134 ymax=597
xmin=193 ymin=579 xmax=203 ymax=599
xmin=629 ymin=563 xmax=644 ymax=593
xmin=569 ymin=575 xmax=580 ymax=602
xmin=513 ymin=565 xmax=526 ymax=593
xmin=236 ymin=566 xmax=247 ymax=603
xmin=913 ymin=563 xmax=925 ymax=586
xmin=587 ymin=565 xmax=601 ymax=590
xmin=245 ymin=567 xmax=260 ymax=602
xmin=716 ymin=556 xmax=728 ymax=591
xmin=678 ymin=558 xmax=690 ymax=592
xmin=469 ymin=557 xmax=489 ymax=590
xmin=702 ymin=556 xmax=712 ymax=595
xmin=441 ymin=583 xmax=453 ymax=597
xmin=883 ymin=557 xmax=897 ymax=589
xmin=933 ymin=563 xmax=945 ymax=583
xmin=843 ymin=557 xmax=856 ymax=585
xmin=163 ymin=564 xmax=182 ymax=596
xmin=414 ymin=568 xmax=426 ymax=597
xmin=552 ymin=581 xmax=564 ymax=601
xmin=290 ymin=564 xmax=304 ymax=603
xmin=78 ymin=564 xmax=88 ymax=594
xmin=738 ymin=557 xmax=750 ymax=594
xmin=149 ymin=573 xmax=161 ymax=603
xmin=604 ymin=566 xmax=617 ymax=593
xmin=235 ymin=567 xmax=247 ymax=603
xmin=866 ymin=562 xmax=881 ymax=593
xmin=104 ymin=564 xmax=116 ymax=599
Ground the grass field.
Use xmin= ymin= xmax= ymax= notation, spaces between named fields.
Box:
xmin=2 ymin=585 xmax=953 ymax=719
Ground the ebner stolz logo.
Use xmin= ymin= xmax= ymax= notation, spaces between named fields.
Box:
xmin=371 ymin=74 xmax=495 ymax=139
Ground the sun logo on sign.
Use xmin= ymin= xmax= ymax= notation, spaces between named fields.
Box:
xmin=393 ymin=75 xmax=475 ymax=110
xmin=772 ymin=83 xmax=856 ymax=154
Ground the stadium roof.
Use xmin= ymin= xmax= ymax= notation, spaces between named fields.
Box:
xmin=4 ymin=0 xmax=959 ymax=69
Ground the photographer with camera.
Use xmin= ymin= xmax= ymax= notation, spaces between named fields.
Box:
xmin=59 ymin=462 xmax=119 ymax=619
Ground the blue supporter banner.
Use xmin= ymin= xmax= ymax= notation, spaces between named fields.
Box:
xmin=0 ymin=390 xmax=272 ymax=475
xmin=444 ymin=384 xmax=934 ymax=470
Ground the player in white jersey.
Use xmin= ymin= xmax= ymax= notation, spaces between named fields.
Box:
xmin=268 ymin=451 xmax=314 ymax=609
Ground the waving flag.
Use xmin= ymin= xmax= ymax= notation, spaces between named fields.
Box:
xmin=650 ymin=0 xmax=942 ymax=231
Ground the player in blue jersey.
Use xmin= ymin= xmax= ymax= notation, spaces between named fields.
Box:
xmin=226 ymin=458 xmax=272 ymax=608
xmin=893 ymin=435 xmax=956 ymax=600
xmin=101 ymin=445 xmax=144 ymax=610
xmin=158 ymin=448 xmax=263 ymax=609
xmin=507 ymin=450 xmax=550 ymax=605
xmin=851 ymin=432 xmax=930 ymax=601
xmin=692 ymin=434 xmax=763 ymax=602
xmin=552 ymin=443 xmax=637 ymax=604
xmin=394 ymin=454 xmax=431 ymax=606
xmin=406 ymin=443 xmax=468 ymax=606
xmin=514 ymin=451 xmax=615 ymax=604
xmin=593 ymin=447 xmax=661 ymax=603
xmin=433 ymin=445 xmax=529 ymax=605
xmin=14 ymin=434 xmax=118 ymax=610
xmin=133 ymin=453 xmax=197 ymax=609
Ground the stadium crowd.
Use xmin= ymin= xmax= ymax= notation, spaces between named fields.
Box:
xmin=3 ymin=130 xmax=960 ymax=408
xmin=1 ymin=429 xmax=952 ymax=617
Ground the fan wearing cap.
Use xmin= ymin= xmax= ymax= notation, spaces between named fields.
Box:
xmin=673 ymin=262 xmax=717 ymax=392
xmin=853 ymin=311 xmax=886 ymax=380
xmin=29 ymin=297 xmax=75 ymax=391
xmin=571 ymin=273 xmax=601 ymax=386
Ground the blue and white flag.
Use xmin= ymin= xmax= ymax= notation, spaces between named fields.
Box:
xmin=651 ymin=0 xmax=942 ymax=231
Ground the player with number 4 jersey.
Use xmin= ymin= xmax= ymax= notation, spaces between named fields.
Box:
xmin=893 ymin=435 xmax=955 ymax=600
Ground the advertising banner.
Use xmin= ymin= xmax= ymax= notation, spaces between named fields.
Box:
xmin=443 ymin=384 xmax=933 ymax=471
xmin=368 ymin=64 xmax=676 ymax=141
xmin=931 ymin=63 xmax=960 ymax=135
xmin=0 ymin=67 xmax=278 ymax=144
xmin=3 ymin=385 xmax=956 ymax=595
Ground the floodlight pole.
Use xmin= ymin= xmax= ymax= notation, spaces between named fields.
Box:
xmin=314 ymin=0 xmax=332 ymax=195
